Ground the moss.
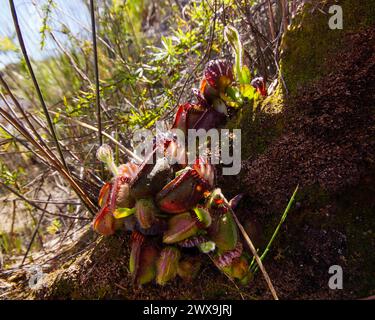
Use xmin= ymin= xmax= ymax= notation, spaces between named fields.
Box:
xmin=95 ymin=285 xmax=112 ymax=299
xmin=280 ymin=0 xmax=375 ymax=96
xmin=227 ymin=84 xmax=285 ymax=161
xmin=233 ymin=0 xmax=375 ymax=161
xmin=49 ymin=274 xmax=78 ymax=298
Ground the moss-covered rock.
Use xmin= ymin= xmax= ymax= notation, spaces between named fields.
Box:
xmin=280 ymin=0 xmax=375 ymax=96
xmin=237 ymin=0 xmax=375 ymax=299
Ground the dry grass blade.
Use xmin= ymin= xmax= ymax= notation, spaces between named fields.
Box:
xmin=8 ymin=0 xmax=68 ymax=171
xmin=0 ymin=74 xmax=50 ymax=152
xmin=0 ymin=122 xmax=49 ymax=167
xmin=0 ymin=105 xmax=98 ymax=214
xmin=221 ymin=193 xmax=279 ymax=300
xmin=20 ymin=195 xmax=51 ymax=266
xmin=0 ymin=181 xmax=90 ymax=221
xmin=233 ymin=213 xmax=279 ymax=300
xmin=49 ymin=111 xmax=142 ymax=162
xmin=89 ymin=0 xmax=103 ymax=149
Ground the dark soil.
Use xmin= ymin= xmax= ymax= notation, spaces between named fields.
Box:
xmin=239 ymin=25 xmax=375 ymax=299
xmin=245 ymin=26 xmax=375 ymax=214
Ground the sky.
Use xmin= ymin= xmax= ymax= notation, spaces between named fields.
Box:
xmin=0 ymin=0 xmax=91 ymax=68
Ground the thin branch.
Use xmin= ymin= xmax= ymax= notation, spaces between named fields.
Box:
xmin=0 ymin=122 xmax=50 ymax=167
xmin=1 ymin=198 xmax=81 ymax=205
xmin=221 ymin=193 xmax=279 ymax=300
xmin=49 ymin=111 xmax=142 ymax=162
xmin=31 ymin=0 xmax=92 ymax=85
xmin=0 ymin=181 xmax=90 ymax=221
xmin=9 ymin=0 xmax=68 ymax=170
xmin=51 ymin=3 xmax=125 ymax=64
xmin=20 ymin=195 xmax=51 ymax=267
xmin=0 ymin=105 xmax=98 ymax=214
xmin=267 ymin=0 xmax=276 ymax=40
xmin=89 ymin=0 xmax=103 ymax=149
xmin=0 ymin=74 xmax=51 ymax=154
xmin=27 ymin=112 xmax=90 ymax=167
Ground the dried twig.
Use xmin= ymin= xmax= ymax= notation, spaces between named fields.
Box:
xmin=0 ymin=103 xmax=98 ymax=214
xmin=0 ymin=75 xmax=47 ymax=150
xmin=89 ymin=0 xmax=103 ymax=149
xmin=267 ymin=0 xmax=276 ymax=40
xmin=49 ymin=111 xmax=142 ymax=162
xmin=9 ymin=0 xmax=68 ymax=170
xmin=0 ymin=181 xmax=89 ymax=221
xmin=221 ymin=193 xmax=279 ymax=300
xmin=233 ymin=213 xmax=279 ymax=300
xmin=20 ymin=195 xmax=51 ymax=266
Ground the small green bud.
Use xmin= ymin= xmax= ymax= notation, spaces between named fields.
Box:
xmin=96 ymin=144 xmax=113 ymax=163
xmin=199 ymin=241 xmax=216 ymax=253
xmin=224 ymin=25 xmax=244 ymax=84
xmin=224 ymin=25 xmax=240 ymax=51
xmin=96 ymin=144 xmax=118 ymax=176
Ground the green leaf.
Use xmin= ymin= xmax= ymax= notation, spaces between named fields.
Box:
xmin=226 ymin=86 xmax=241 ymax=101
xmin=53 ymin=112 xmax=60 ymax=124
xmin=239 ymin=84 xmax=255 ymax=100
xmin=0 ymin=36 xmax=17 ymax=52
xmin=240 ymin=66 xmax=251 ymax=85
xmin=113 ymin=207 xmax=136 ymax=219
xmin=251 ymin=185 xmax=299 ymax=273
xmin=47 ymin=219 xmax=62 ymax=235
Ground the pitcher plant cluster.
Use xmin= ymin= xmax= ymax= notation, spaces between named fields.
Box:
xmin=92 ymin=26 xmax=268 ymax=287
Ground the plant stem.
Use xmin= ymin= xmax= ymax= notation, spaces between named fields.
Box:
xmin=252 ymin=185 xmax=299 ymax=273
